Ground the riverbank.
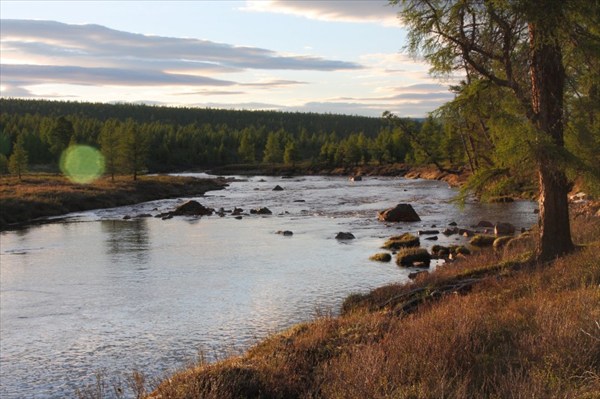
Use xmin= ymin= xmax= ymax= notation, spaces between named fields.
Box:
xmin=147 ymin=213 xmax=600 ymax=398
xmin=210 ymin=162 xmax=470 ymax=187
xmin=0 ymin=174 xmax=228 ymax=230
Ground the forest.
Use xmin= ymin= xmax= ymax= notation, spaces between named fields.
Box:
xmin=1 ymin=81 xmax=598 ymax=201
xmin=0 ymin=98 xmax=425 ymax=173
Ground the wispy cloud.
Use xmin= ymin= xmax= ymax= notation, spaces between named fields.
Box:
xmin=1 ymin=64 xmax=236 ymax=87
xmin=0 ymin=19 xmax=362 ymax=91
xmin=243 ymin=0 xmax=399 ymax=27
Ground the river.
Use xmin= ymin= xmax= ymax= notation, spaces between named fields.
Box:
xmin=0 ymin=174 xmax=538 ymax=398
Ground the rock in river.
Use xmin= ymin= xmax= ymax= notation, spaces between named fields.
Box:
xmin=378 ymin=204 xmax=421 ymax=222
xmin=336 ymin=232 xmax=355 ymax=240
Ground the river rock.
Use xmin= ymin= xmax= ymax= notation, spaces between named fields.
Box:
xmin=495 ymin=222 xmax=516 ymax=235
xmin=277 ymin=230 xmax=294 ymax=236
xmin=273 ymin=185 xmax=284 ymax=191
xmin=418 ymin=230 xmax=439 ymax=235
xmin=470 ymin=234 xmax=496 ymax=247
xmin=476 ymin=220 xmax=494 ymax=228
xmin=172 ymin=200 xmax=213 ymax=216
xmin=250 ymin=207 xmax=272 ymax=215
xmin=378 ymin=204 xmax=421 ymax=222
xmin=382 ymin=233 xmax=420 ymax=250
xmin=336 ymin=232 xmax=355 ymax=240
xmin=442 ymin=227 xmax=458 ymax=236
xmin=396 ymin=247 xmax=431 ymax=267
xmin=350 ymin=175 xmax=362 ymax=181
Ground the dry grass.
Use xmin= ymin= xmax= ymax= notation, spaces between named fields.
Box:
xmin=149 ymin=215 xmax=600 ymax=399
xmin=0 ymin=174 xmax=227 ymax=229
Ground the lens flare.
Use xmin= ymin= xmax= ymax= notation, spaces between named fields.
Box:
xmin=60 ymin=145 xmax=105 ymax=184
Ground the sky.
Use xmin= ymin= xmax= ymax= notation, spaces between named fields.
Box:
xmin=0 ymin=0 xmax=456 ymax=117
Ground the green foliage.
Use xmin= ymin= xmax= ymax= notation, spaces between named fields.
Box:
xmin=8 ymin=134 xmax=28 ymax=180
xmin=0 ymin=154 xmax=8 ymax=174
xmin=44 ymin=116 xmax=74 ymax=159
xmin=99 ymin=118 xmax=121 ymax=181
xmin=283 ymin=140 xmax=298 ymax=166
xmin=263 ymin=131 xmax=283 ymax=164
xmin=119 ymin=119 xmax=148 ymax=180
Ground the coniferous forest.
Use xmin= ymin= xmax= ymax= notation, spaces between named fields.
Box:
xmin=1 ymin=90 xmax=598 ymax=203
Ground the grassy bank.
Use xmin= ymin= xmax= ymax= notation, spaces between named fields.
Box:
xmin=0 ymin=174 xmax=228 ymax=230
xmin=147 ymin=214 xmax=600 ymax=399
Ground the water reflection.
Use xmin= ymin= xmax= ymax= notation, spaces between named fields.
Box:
xmin=101 ymin=219 xmax=150 ymax=265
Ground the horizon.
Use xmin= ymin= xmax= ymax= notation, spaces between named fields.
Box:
xmin=0 ymin=1 xmax=458 ymax=118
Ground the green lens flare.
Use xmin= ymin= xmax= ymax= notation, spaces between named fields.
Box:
xmin=60 ymin=145 xmax=105 ymax=184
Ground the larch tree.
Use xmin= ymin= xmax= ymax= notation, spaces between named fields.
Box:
xmin=391 ymin=0 xmax=599 ymax=261
xmin=119 ymin=119 xmax=148 ymax=181
xmin=8 ymin=134 xmax=28 ymax=181
xmin=99 ymin=118 xmax=121 ymax=181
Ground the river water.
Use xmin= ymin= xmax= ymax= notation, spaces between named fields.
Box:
xmin=0 ymin=174 xmax=537 ymax=398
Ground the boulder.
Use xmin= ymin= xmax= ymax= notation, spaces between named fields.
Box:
xmin=378 ymin=204 xmax=421 ymax=222
xmin=442 ymin=227 xmax=458 ymax=236
xmin=232 ymin=207 xmax=244 ymax=216
xmin=276 ymin=230 xmax=294 ymax=236
xmin=470 ymin=234 xmax=496 ymax=247
xmin=382 ymin=233 xmax=420 ymax=250
xmin=250 ymin=207 xmax=272 ymax=215
xmin=431 ymin=245 xmax=450 ymax=258
xmin=350 ymin=175 xmax=362 ymax=181
xmin=494 ymin=222 xmax=516 ymax=236
xmin=369 ymin=252 xmax=392 ymax=262
xmin=459 ymin=228 xmax=476 ymax=237
xmin=172 ymin=200 xmax=213 ymax=216
xmin=396 ymin=248 xmax=431 ymax=267
xmin=273 ymin=185 xmax=284 ymax=191
xmin=476 ymin=220 xmax=494 ymax=228
xmin=336 ymin=232 xmax=355 ymax=240
xmin=424 ymin=236 xmax=438 ymax=241
xmin=450 ymin=245 xmax=471 ymax=256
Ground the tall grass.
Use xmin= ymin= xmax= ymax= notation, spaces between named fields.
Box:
xmin=149 ymin=215 xmax=600 ymax=398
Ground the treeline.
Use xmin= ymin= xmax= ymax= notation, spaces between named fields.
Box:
xmin=0 ymin=99 xmax=432 ymax=174
xmin=1 ymin=92 xmax=597 ymax=198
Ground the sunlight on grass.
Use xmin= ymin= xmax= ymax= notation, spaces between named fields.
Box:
xmin=60 ymin=145 xmax=105 ymax=184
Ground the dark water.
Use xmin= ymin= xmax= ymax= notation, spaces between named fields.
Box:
xmin=0 ymin=175 xmax=537 ymax=398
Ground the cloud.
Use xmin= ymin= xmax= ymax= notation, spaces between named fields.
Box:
xmin=1 ymin=64 xmax=236 ymax=87
xmin=243 ymin=0 xmax=400 ymax=27
xmin=1 ymin=19 xmax=362 ymax=72
xmin=0 ymin=19 xmax=362 ymax=96
xmin=240 ymin=79 xmax=307 ymax=88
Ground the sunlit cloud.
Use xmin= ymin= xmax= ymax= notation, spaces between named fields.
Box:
xmin=0 ymin=19 xmax=363 ymax=96
xmin=243 ymin=0 xmax=400 ymax=27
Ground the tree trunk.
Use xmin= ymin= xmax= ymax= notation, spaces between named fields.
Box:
xmin=529 ymin=22 xmax=574 ymax=262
